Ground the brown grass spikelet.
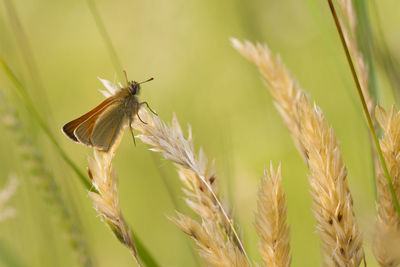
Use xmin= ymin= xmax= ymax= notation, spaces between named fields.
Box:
xmin=232 ymin=39 xmax=364 ymax=266
xmin=255 ymin=164 xmax=291 ymax=267
xmin=373 ymin=105 xmax=400 ymax=266
xmin=87 ymin=129 xmax=139 ymax=265
xmin=134 ymin=108 xmax=249 ymax=266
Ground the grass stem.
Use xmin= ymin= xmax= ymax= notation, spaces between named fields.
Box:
xmin=327 ymin=0 xmax=400 ymax=217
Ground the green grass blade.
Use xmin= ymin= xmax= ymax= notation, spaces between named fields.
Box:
xmin=0 ymin=56 xmax=94 ymax=192
xmin=132 ymin=231 xmax=161 ymax=267
xmin=0 ymin=239 xmax=25 ymax=267
xmin=305 ymin=0 xmax=379 ymax=201
xmin=352 ymin=0 xmax=379 ymax=199
xmin=369 ymin=0 xmax=400 ymax=103
xmin=3 ymin=0 xmax=49 ymax=103
xmin=353 ymin=0 xmax=379 ymax=101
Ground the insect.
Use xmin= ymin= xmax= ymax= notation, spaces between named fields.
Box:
xmin=62 ymin=71 xmax=155 ymax=151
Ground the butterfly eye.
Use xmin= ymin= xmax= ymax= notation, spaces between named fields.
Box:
xmin=135 ymin=85 xmax=141 ymax=95
xmin=129 ymin=85 xmax=137 ymax=95
xmin=131 ymin=84 xmax=141 ymax=95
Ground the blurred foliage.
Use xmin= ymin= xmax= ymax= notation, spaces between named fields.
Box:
xmin=0 ymin=0 xmax=399 ymax=266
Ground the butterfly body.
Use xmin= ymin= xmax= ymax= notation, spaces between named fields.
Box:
xmin=62 ymin=77 xmax=153 ymax=151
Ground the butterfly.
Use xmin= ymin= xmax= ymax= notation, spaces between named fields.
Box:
xmin=62 ymin=71 xmax=155 ymax=151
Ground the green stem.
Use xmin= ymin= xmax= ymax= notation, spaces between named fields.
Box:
xmin=86 ymin=0 xmax=123 ymax=79
xmin=327 ymin=0 xmax=400 ymax=217
xmin=131 ymin=230 xmax=160 ymax=267
xmin=0 ymin=57 xmax=94 ymax=192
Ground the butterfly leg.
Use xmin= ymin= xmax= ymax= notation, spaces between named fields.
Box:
xmin=140 ymin=101 xmax=157 ymax=116
xmin=128 ymin=117 xmax=136 ymax=146
xmin=136 ymin=113 xmax=148 ymax=124
xmin=136 ymin=103 xmax=148 ymax=124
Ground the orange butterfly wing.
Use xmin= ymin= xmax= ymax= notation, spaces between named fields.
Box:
xmin=86 ymin=102 xmax=126 ymax=151
xmin=62 ymin=96 xmax=118 ymax=142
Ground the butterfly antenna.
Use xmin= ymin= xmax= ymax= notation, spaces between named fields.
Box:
xmin=123 ymin=70 xmax=129 ymax=84
xmin=138 ymin=77 xmax=154 ymax=85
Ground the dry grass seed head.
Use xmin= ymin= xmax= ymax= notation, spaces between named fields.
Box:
xmin=134 ymin=108 xmax=249 ymax=266
xmin=170 ymin=212 xmax=247 ymax=267
xmin=255 ymin=164 xmax=291 ymax=267
xmin=373 ymin=105 xmax=400 ymax=266
xmin=232 ymin=39 xmax=364 ymax=266
xmin=87 ymin=127 xmax=139 ymax=264
xmin=99 ymin=78 xmax=248 ymax=264
xmin=299 ymin=88 xmax=363 ymax=267
xmin=375 ymin=105 xmax=400 ymax=227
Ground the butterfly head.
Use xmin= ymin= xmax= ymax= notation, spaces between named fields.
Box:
xmin=128 ymin=81 xmax=141 ymax=95
xmin=123 ymin=71 xmax=153 ymax=96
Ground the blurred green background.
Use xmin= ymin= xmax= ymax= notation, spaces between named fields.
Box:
xmin=0 ymin=0 xmax=400 ymax=266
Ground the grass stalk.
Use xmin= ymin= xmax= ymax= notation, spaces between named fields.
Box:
xmin=87 ymin=80 xmax=160 ymax=267
xmin=336 ymin=0 xmax=379 ymax=200
xmin=87 ymin=134 xmax=140 ymax=265
xmin=327 ymin=0 xmax=400 ymax=218
xmin=86 ymin=125 xmax=160 ymax=267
